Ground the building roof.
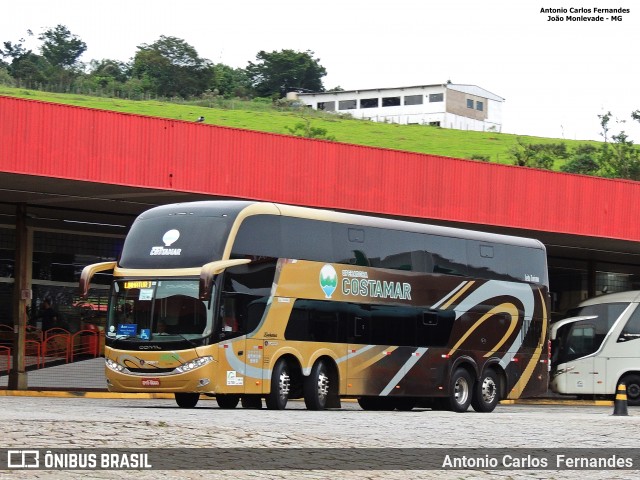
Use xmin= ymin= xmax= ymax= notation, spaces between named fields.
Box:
xmin=296 ymin=83 xmax=504 ymax=102
xmin=1 ymin=94 xmax=639 ymax=267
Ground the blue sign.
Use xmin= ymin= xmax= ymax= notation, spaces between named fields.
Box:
xmin=117 ymin=323 xmax=138 ymax=336
xmin=139 ymin=328 xmax=151 ymax=340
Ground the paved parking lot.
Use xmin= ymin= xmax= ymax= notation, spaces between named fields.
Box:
xmin=0 ymin=394 xmax=638 ymax=479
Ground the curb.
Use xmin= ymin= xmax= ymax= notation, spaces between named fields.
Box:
xmin=0 ymin=390 xmax=176 ymax=400
xmin=0 ymin=390 xmax=616 ymax=406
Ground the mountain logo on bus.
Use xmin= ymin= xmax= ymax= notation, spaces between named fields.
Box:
xmin=319 ymin=264 xmax=338 ymax=298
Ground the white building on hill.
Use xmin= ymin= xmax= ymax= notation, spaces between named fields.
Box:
xmin=292 ymin=83 xmax=504 ymax=132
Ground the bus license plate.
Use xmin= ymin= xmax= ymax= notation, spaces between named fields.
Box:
xmin=141 ymin=378 xmax=160 ymax=387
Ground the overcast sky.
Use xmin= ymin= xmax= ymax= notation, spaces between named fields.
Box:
xmin=3 ymin=0 xmax=638 ymax=141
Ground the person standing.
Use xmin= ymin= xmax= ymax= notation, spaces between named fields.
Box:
xmin=39 ymin=298 xmax=58 ymax=332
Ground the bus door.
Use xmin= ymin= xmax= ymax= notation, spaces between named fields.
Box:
xmin=217 ymin=293 xmax=268 ymax=395
xmin=217 ymin=294 xmax=248 ymax=394
xmin=346 ymin=311 xmax=372 ymax=395
xmin=556 ymin=319 xmax=605 ymax=395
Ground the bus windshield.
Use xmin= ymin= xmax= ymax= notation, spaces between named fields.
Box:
xmin=106 ymin=279 xmax=212 ymax=341
xmin=552 ymin=302 xmax=628 ymax=365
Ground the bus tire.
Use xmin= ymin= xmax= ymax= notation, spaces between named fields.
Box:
xmin=447 ymin=368 xmax=472 ymax=412
xmin=471 ymin=368 xmax=500 ymax=413
xmin=620 ymin=374 xmax=640 ymax=406
xmin=266 ymin=359 xmax=291 ymax=410
xmin=304 ymin=360 xmax=331 ymax=410
xmin=216 ymin=394 xmax=240 ymax=409
xmin=175 ymin=392 xmax=199 ymax=408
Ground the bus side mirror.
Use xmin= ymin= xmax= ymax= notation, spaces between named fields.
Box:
xmin=199 ymin=259 xmax=252 ymax=301
xmin=79 ymin=261 xmax=116 ymax=298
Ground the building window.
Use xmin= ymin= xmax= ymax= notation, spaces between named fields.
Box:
xmin=382 ymin=96 xmax=401 ymax=107
xmin=318 ymin=101 xmax=335 ymax=112
xmin=338 ymin=99 xmax=357 ymax=110
xmin=404 ymin=95 xmax=423 ymax=105
xmin=429 ymin=121 xmax=441 ymax=127
xmin=429 ymin=93 xmax=443 ymax=102
xmin=360 ymin=98 xmax=379 ymax=109
xmin=466 ymin=99 xmax=474 ymax=109
xmin=476 ymin=101 xmax=484 ymax=111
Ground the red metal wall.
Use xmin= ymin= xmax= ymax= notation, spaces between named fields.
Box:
xmin=1 ymin=95 xmax=639 ymax=242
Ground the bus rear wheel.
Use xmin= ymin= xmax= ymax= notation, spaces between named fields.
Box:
xmin=216 ymin=394 xmax=240 ymax=409
xmin=266 ymin=359 xmax=291 ymax=410
xmin=620 ymin=374 xmax=640 ymax=406
xmin=471 ymin=369 xmax=500 ymax=413
xmin=447 ymin=368 xmax=472 ymax=412
xmin=304 ymin=360 xmax=331 ymax=410
xmin=175 ymin=392 xmax=199 ymax=408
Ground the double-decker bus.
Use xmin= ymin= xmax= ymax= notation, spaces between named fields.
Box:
xmin=550 ymin=291 xmax=640 ymax=405
xmin=80 ymin=201 xmax=550 ymax=412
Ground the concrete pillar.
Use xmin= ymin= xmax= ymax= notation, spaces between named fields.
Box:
xmin=8 ymin=203 xmax=33 ymax=390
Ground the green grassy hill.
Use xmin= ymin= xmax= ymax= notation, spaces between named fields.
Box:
xmin=0 ymin=86 xmax=597 ymax=165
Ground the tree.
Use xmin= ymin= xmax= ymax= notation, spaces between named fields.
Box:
xmin=509 ymin=138 xmax=568 ymax=170
xmin=38 ymin=25 xmax=86 ymax=69
xmin=246 ymin=49 xmax=326 ymax=98
xmin=9 ymin=51 xmax=50 ymax=87
xmin=598 ymin=111 xmax=640 ymax=180
xmin=211 ymin=63 xmax=251 ymax=97
xmin=0 ymin=30 xmax=49 ymax=87
xmin=560 ymin=144 xmax=600 ymax=176
xmin=87 ymin=59 xmax=129 ymax=87
xmin=132 ymin=36 xmax=213 ymax=98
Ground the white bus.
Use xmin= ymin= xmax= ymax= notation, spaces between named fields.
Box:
xmin=550 ymin=291 xmax=640 ymax=405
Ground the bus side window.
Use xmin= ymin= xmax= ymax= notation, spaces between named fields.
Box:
xmin=619 ymin=306 xmax=640 ymax=342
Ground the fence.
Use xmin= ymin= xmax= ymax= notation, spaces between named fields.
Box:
xmin=0 ymin=323 xmax=104 ymax=390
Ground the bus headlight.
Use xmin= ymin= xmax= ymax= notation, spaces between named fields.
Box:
xmin=105 ymin=358 xmax=126 ymax=373
xmin=175 ymin=356 xmax=213 ymax=373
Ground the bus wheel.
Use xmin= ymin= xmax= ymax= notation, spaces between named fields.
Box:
xmin=620 ymin=374 xmax=640 ymax=406
xmin=447 ymin=368 xmax=472 ymax=412
xmin=304 ymin=360 xmax=331 ymax=410
xmin=175 ymin=392 xmax=199 ymax=408
xmin=216 ymin=394 xmax=240 ymax=409
xmin=266 ymin=359 xmax=291 ymax=410
xmin=471 ymin=369 xmax=500 ymax=413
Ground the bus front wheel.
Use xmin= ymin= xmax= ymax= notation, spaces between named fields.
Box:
xmin=471 ymin=369 xmax=500 ymax=413
xmin=447 ymin=368 xmax=472 ymax=412
xmin=304 ymin=360 xmax=331 ymax=410
xmin=175 ymin=392 xmax=199 ymax=408
xmin=620 ymin=374 xmax=640 ymax=406
xmin=266 ymin=359 xmax=291 ymax=410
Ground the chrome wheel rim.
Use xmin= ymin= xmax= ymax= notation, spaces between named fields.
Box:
xmin=454 ymin=377 xmax=470 ymax=405
xmin=317 ymin=372 xmax=329 ymax=400
xmin=481 ymin=377 xmax=497 ymax=404
xmin=278 ymin=371 xmax=290 ymax=399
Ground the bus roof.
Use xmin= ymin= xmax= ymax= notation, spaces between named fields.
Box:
xmin=577 ymin=290 xmax=640 ymax=306
xmin=143 ymin=200 xmax=546 ymax=252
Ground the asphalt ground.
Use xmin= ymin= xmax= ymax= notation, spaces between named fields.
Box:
xmin=0 ymin=391 xmax=638 ymax=480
